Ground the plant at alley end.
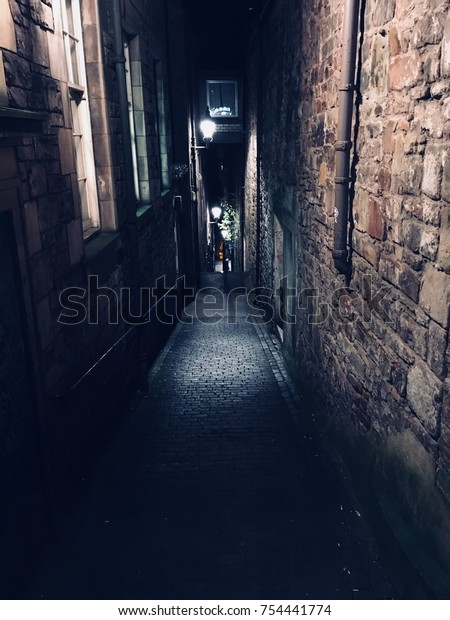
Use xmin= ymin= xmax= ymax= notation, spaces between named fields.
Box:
xmin=217 ymin=199 xmax=239 ymax=243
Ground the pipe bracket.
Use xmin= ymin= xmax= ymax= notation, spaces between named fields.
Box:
xmin=339 ymin=83 xmax=355 ymax=92
xmin=113 ymin=55 xmax=126 ymax=64
xmin=333 ymin=256 xmax=352 ymax=277
xmin=335 ymin=140 xmax=352 ymax=152
xmin=335 ymin=176 xmax=351 ymax=184
xmin=332 ymin=249 xmax=348 ymax=260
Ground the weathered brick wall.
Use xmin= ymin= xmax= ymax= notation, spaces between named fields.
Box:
xmin=245 ymin=0 xmax=450 ymax=592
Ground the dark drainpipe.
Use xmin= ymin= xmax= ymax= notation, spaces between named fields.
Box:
xmin=333 ymin=0 xmax=360 ymax=277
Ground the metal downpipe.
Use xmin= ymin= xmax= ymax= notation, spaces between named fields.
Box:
xmin=333 ymin=0 xmax=360 ymax=277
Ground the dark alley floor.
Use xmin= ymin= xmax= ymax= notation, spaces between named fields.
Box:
xmin=25 ymin=272 xmax=403 ymax=600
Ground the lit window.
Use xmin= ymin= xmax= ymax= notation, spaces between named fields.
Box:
xmin=61 ymin=0 xmax=99 ymax=236
xmin=124 ymin=36 xmax=140 ymax=202
xmin=124 ymin=34 xmax=149 ymax=206
xmin=207 ymin=80 xmax=238 ymax=118
xmin=155 ymin=61 xmax=170 ymax=191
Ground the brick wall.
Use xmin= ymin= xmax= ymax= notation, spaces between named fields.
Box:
xmin=245 ymin=0 xmax=450 ymax=593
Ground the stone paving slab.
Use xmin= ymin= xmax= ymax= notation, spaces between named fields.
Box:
xmin=25 ymin=273 xmax=397 ymax=600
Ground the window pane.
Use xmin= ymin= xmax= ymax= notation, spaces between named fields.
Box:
xmin=74 ymin=135 xmax=85 ymax=180
xmin=65 ymin=0 xmax=75 ymax=35
xmin=161 ymin=155 xmax=169 ymax=189
xmin=62 ymin=0 xmax=100 ymax=235
xmin=79 ymin=179 xmax=87 ymax=216
xmin=207 ymin=81 xmax=238 ymax=117
xmin=155 ymin=60 xmax=170 ymax=190
xmin=123 ymin=35 xmax=140 ymax=201
xmin=70 ymin=99 xmax=86 ymax=180
xmin=78 ymin=179 xmax=89 ymax=223
xmin=69 ymin=37 xmax=80 ymax=85
xmin=70 ymin=98 xmax=81 ymax=134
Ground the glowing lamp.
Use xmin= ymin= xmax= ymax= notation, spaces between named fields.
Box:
xmin=211 ymin=206 xmax=222 ymax=221
xmin=200 ymin=119 xmax=216 ymax=143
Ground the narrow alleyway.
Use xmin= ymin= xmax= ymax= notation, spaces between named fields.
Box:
xmin=26 ymin=273 xmax=403 ymax=600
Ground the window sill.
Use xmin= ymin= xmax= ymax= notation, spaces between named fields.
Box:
xmin=0 ymin=106 xmax=47 ymax=121
xmin=0 ymin=106 xmax=46 ymax=137
xmin=136 ymin=191 xmax=173 ymax=219
xmin=85 ymin=232 xmax=122 ymax=274
xmin=83 ymin=226 xmax=101 ymax=242
xmin=137 ymin=203 xmax=152 ymax=218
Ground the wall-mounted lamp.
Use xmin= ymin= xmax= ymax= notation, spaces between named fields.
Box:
xmin=211 ymin=205 xmax=222 ymax=221
xmin=199 ymin=107 xmax=216 ymax=147
xmin=200 ymin=118 xmax=216 ymax=144
xmin=192 ymin=109 xmax=216 ymax=152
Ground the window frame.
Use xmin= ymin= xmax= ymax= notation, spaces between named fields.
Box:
xmin=206 ymin=80 xmax=239 ymax=118
xmin=122 ymin=32 xmax=151 ymax=208
xmin=61 ymin=0 xmax=100 ymax=237
xmin=123 ymin=34 xmax=140 ymax=203
xmin=154 ymin=59 xmax=170 ymax=193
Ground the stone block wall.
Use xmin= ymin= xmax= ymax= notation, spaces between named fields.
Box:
xmin=245 ymin=0 xmax=450 ymax=592
xmin=2 ymin=0 xmax=177 ymax=384
xmin=0 ymin=0 xmax=186 ymax=578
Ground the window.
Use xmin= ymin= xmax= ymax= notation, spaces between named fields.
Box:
xmin=61 ymin=0 xmax=99 ymax=236
xmin=206 ymin=80 xmax=238 ymax=118
xmin=123 ymin=34 xmax=150 ymax=205
xmin=155 ymin=60 xmax=170 ymax=191
xmin=124 ymin=35 xmax=140 ymax=202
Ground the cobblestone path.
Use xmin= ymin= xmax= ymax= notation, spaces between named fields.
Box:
xmin=26 ymin=273 xmax=397 ymax=600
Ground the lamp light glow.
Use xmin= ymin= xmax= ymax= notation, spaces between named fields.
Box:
xmin=211 ymin=206 xmax=222 ymax=221
xmin=200 ymin=119 xmax=216 ymax=142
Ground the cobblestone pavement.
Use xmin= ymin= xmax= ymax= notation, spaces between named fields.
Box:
xmin=26 ymin=273 xmax=398 ymax=600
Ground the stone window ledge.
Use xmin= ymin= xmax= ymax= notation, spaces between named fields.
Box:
xmin=85 ymin=232 xmax=122 ymax=274
xmin=136 ymin=192 xmax=173 ymax=220
xmin=0 ymin=106 xmax=46 ymax=136
xmin=136 ymin=202 xmax=153 ymax=218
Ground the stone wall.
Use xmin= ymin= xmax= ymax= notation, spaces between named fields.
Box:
xmin=6 ymin=0 xmax=181 ymax=430
xmin=243 ymin=41 xmax=258 ymax=281
xmin=1 ymin=0 xmax=188 ymax=594
xmin=245 ymin=0 xmax=450 ymax=593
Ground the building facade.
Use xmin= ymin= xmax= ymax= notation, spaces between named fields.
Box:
xmin=0 ymin=0 xmax=193 ymax=595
